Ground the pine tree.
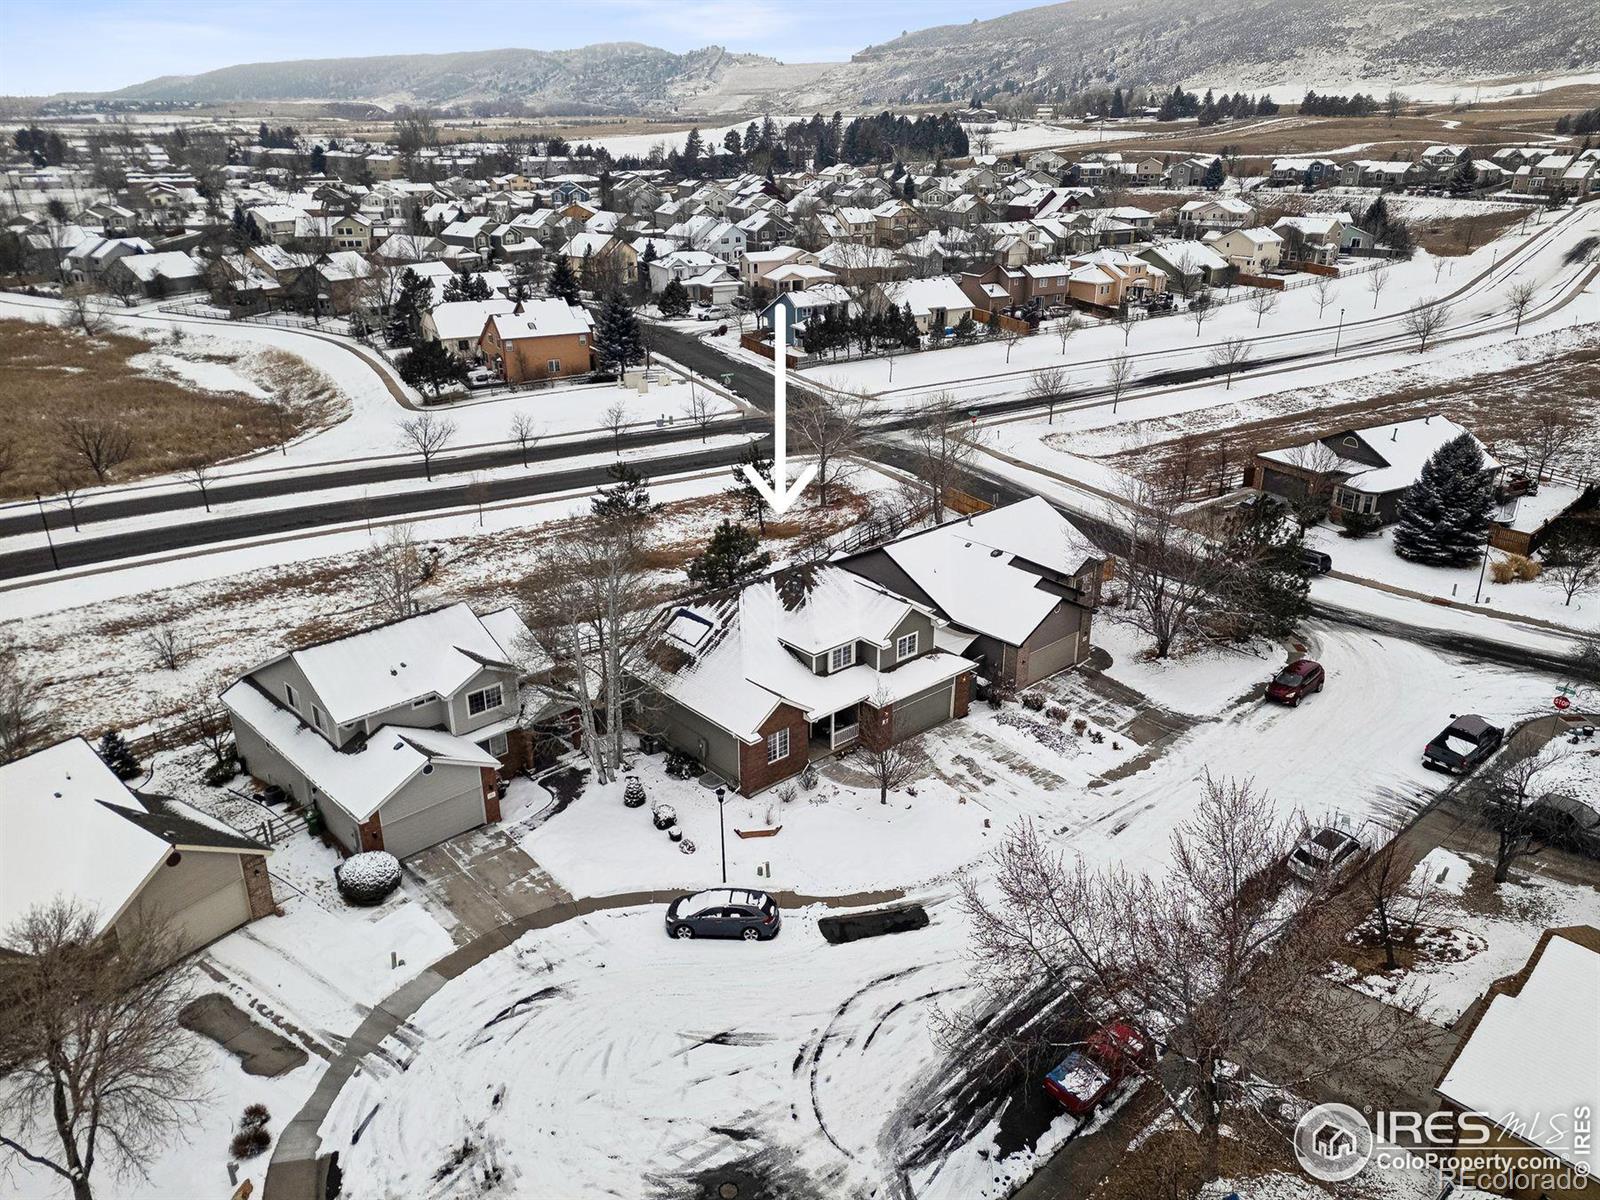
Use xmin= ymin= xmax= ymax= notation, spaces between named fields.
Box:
xmin=687 ymin=520 xmax=771 ymax=591
xmin=591 ymin=462 xmax=659 ymax=541
xmin=390 ymin=268 xmax=430 ymax=344
xmin=593 ymin=292 xmax=645 ymax=373
xmin=97 ymin=730 xmax=142 ymax=781
xmin=398 ymin=338 xmax=469 ymax=397
xmin=681 ymin=126 xmax=703 ymax=178
xmin=900 ymin=303 xmax=922 ymax=347
xmin=1203 ymin=158 xmax=1226 ymax=190
xmin=658 ymin=277 xmax=690 ymax=317
xmin=727 ymin=441 xmax=775 ymax=533
xmin=1391 ymin=433 xmax=1496 ymax=566
xmin=546 ymin=255 xmax=581 ymax=305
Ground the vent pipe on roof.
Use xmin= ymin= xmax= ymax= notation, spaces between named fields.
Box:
xmin=1392 ymin=428 xmax=1398 ymax=441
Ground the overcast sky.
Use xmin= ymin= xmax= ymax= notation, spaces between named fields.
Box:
xmin=2 ymin=0 xmax=1033 ymax=96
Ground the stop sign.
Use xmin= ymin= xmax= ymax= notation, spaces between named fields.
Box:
xmin=1554 ymin=696 xmax=1572 ymax=710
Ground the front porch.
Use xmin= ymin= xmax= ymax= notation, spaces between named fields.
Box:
xmin=809 ymin=703 xmax=861 ymax=757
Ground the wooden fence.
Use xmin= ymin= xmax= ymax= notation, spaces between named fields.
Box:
xmin=740 ymin=330 xmax=801 ymax=369
xmin=972 ymin=309 xmax=1034 ymax=335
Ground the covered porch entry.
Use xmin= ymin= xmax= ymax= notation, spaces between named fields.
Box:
xmin=809 ymin=703 xmax=860 ymax=755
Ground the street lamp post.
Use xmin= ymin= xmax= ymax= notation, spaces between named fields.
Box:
xmin=1473 ymin=537 xmax=1491 ymax=605
xmin=716 ymin=787 xmax=728 ymax=884
xmin=34 ymin=493 xmax=59 ymax=572
xmin=1334 ymin=308 xmax=1345 ymax=357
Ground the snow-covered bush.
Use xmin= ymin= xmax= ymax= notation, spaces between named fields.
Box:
xmin=652 ymin=804 xmax=678 ymax=831
xmin=623 ymin=777 xmax=647 ymax=807
xmin=336 ymin=851 xmax=401 ymax=905
xmin=1021 ymin=691 xmax=1047 ymax=712
xmin=799 ymin=763 xmax=820 ymax=791
xmin=679 ymin=839 xmax=697 ymax=854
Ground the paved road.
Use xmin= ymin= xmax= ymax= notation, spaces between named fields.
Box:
xmin=0 ymin=438 xmax=758 ymax=578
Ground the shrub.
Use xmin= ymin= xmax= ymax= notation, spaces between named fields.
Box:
xmin=776 ymin=782 xmax=799 ymax=804
xmin=230 ymin=1125 xmax=271 ymax=1159
xmin=1045 ymin=704 xmax=1070 ymax=722
xmin=987 ymin=681 xmax=1015 ymax=709
xmin=241 ymin=1104 xmax=270 ymax=1129
xmin=202 ymin=751 xmax=240 ymax=787
xmin=1514 ymin=555 xmax=1542 ymax=581
xmin=1072 ymin=718 xmax=1089 ymax=736
xmin=652 ymin=804 xmax=678 ymax=830
xmin=1340 ymin=511 xmax=1382 ymax=539
xmin=335 ymin=851 xmax=402 ymax=905
xmin=664 ymin=750 xmax=701 ymax=779
xmin=1021 ymin=692 xmax=1046 ymax=712
xmin=1489 ymin=556 xmax=1516 ymax=584
xmin=623 ymin=777 xmax=647 ymax=807
xmin=799 ymin=763 xmax=820 ymax=791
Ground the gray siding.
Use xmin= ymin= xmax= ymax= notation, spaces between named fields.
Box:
xmin=658 ymin=697 xmax=746 ymax=784
xmin=882 ymin=610 xmax=935 ymax=669
xmin=119 ymin=850 xmax=250 ymax=958
xmin=250 ymin=658 xmax=349 ymax=745
xmin=444 ymin=666 xmax=519 ymax=736
xmin=377 ymin=761 xmax=487 ymax=826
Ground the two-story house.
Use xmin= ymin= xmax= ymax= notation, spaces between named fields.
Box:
xmin=638 ymin=566 xmax=975 ymax=795
xmin=838 ymin=498 xmax=1102 ymax=687
xmin=222 ymin=604 xmax=536 ymax=858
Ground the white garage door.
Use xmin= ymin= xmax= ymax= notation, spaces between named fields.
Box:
xmin=381 ymin=787 xmax=486 ymax=859
xmin=128 ymin=852 xmax=253 ymax=958
xmin=1021 ymin=633 xmax=1079 ymax=685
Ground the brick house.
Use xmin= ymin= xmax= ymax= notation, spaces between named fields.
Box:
xmin=223 ymin=604 xmax=543 ymax=858
xmin=638 ymin=565 xmax=974 ymax=796
xmin=479 ymin=300 xmax=593 ymax=383
xmin=1 ymin=738 xmax=276 ymax=962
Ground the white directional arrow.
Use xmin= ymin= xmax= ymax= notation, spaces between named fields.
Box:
xmin=741 ymin=303 xmax=816 ymax=514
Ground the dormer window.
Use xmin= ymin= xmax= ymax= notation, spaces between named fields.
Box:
xmin=829 ymin=645 xmax=854 ymax=671
xmin=895 ymin=632 xmax=919 ymax=660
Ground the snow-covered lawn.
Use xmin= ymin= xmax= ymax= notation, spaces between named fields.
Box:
xmin=1306 ymin=519 xmax=1599 ymax=634
xmin=1332 ymin=846 xmax=1600 ymax=1026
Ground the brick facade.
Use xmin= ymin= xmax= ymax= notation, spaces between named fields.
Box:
xmin=736 ymin=703 xmax=809 ymax=796
xmin=357 ymin=814 xmax=385 ymax=853
xmin=502 ymin=727 xmax=536 ymax=775
xmin=953 ymin=671 xmax=973 ymax=719
xmin=242 ymin=854 xmax=278 ymax=919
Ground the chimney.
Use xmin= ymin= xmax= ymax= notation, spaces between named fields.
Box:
xmin=513 ymin=299 xmax=524 ymax=316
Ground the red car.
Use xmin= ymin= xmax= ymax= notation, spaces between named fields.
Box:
xmin=1266 ymin=659 xmax=1325 ymax=706
xmin=1043 ymin=1021 xmax=1153 ymax=1115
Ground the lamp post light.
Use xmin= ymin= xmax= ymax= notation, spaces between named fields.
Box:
xmin=1334 ymin=308 xmax=1345 ymax=357
xmin=1474 ymin=537 xmax=1492 ymax=605
xmin=716 ymin=786 xmax=728 ymax=884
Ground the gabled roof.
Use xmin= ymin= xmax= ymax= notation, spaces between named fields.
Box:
xmin=249 ymin=603 xmax=532 ymax=728
xmin=1 ymin=739 xmax=266 ymax=936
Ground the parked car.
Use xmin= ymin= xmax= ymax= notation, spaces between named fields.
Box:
xmin=1288 ymin=826 xmax=1366 ymax=884
xmin=1300 ymin=548 xmax=1333 ymax=575
xmin=664 ymin=888 xmax=781 ymax=941
xmin=1266 ymin=658 xmax=1325 ymax=706
xmin=465 ymin=366 xmax=498 ymax=389
xmin=1423 ymin=715 xmax=1504 ymax=775
xmin=1044 ymin=1020 xmax=1153 ymax=1115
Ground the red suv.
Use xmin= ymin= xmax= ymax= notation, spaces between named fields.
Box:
xmin=1266 ymin=659 xmax=1325 ymax=706
xmin=1043 ymin=1021 xmax=1154 ymax=1115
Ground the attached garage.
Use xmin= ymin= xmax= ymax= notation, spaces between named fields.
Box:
xmin=378 ymin=784 xmax=487 ymax=859
xmin=121 ymin=850 xmax=253 ymax=958
xmin=894 ymin=680 xmax=957 ymax=740
xmin=1019 ymin=631 xmax=1080 ymax=686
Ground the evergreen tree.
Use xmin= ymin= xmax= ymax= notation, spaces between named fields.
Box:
xmin=637 ymin=239 xmax=658 ymax=301
xmin=900 ymin=303 xmax=922 ymax=347
xmin=593 ymin=291 xmax=645 ymax=373
xmin=1202 ymin=158 xmax=1226 ymax=189
xmin=1111 ymin=87 xmax=1127 ymax=119
xmin=442 ymin=271 xmax=490 ymax=302
xmin=97 ymin=730 xmax=142 ymax=781
xmin=309 ymin=144 xmax=326 ymax=174
xmin=1222 ymin=501 xmax=1311 ymax=639
xmin=591 ymin=461 xmax=659 ymax=538
xmin=681 ymin=126 xmax=703 ymax=177
xmin=727 ymin=442 xmax=775 ymax=533
xmin=1391 ymin=433 xmax=1496 ymax=566
xmin=397 ymin=338 xmax=469 ymax=397
xmin=902 ymin=175 xmax=917 ymax=200
xmin=658 ymin=277 xmax=690 ymax=318
xmin=546 ymin=254 xmax=581 ymax=305
xmin=1447 ymin=154 xmax=1479 ymax=196
xmin=686 ymin=520 xmax=771 ymax=591
xmin=390 ymin=267 xmax=430 ymax=344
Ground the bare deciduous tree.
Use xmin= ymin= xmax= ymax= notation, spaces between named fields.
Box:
xmin=1055 ymin=313 xmax=1082 ymax=357
xmin=0 ymin=900 xmax=205 ymax=1200
xmin=58 ymin=286 xmax=112 ymax=336
xmin=0 ymin=641 xmax=54 ymax=764
xmin=1311 ymin=275 xmax=1337 ymax=319
xmin=857 ymin=690 xmax=920 ymax=804
xmin=907 ymin=390 xmax=981 ymax=512
xmin=1114 ymin=308 xmax=1137 ymax=347
xmin=395 ymin=411 xmax=456 ymax=480
xmin=141 ymin=623 xmax=190 ymax=671
xmin=602 ymin=399 xmax=628 ymax=455
xmin=58 ymin=418 xmax=131 ymax=485
xmin=958 ymin=775 xmax=1435 ymax=1181
xmin=1190 ymin=294 xmax=1212 ymax=337
xmin=1111 ymin=475 xmax=1226 ymax=657
xmin=1027 ymin=366 xmax=1069 ymax=425
xmin=185 ymin=682 xmax=234 ymax=772
xmin=1506 ymin=280 xmax=1537 ymax=333
xmin=1401 ymin=297 xmax=1451 ymax=352
xmin=1540 ymin=531 xmax=1600 ymax=607
xmin=180 ymin=460 xmax=216 ymax=512
xmin=508 ymin=412 xmax=541 ymax=467
xmin=1352 ymin=834 xmax=1445 ymax=971
xmin=1000 ymin=327 xmax=1024 ymax=364
xmin=1366 ymin=266 xmax=1389 ymax=310
xmin=1505 ymin=397 xmax=1583 ymax=482
xmin=1206 ymin=337 xmax=1251 ymax=389
xmin=1471 ymin=751 xmax=1583 ymax=883
xmin=1246 ymin=288 xmax=1278 ymax=328
xmin=790 ymin=385 xmax=865 ymax=507
xmin=365 ymin=523 xmax=426 ymax=620
xmin=1107 ymin=353 xmax=1134 ymax=413
xmin=49 ymin=466 xmax=85 ymax=531
xmin=682 ymin=387 xmax=714 ymax=442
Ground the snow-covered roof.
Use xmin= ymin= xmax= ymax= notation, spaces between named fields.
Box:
xmin=1146 ymin=239 xmax=1228 ymax=272
xmin=877 ymin=276 xmax=971 ymax=317
xmin=644 ymin=567 xmax=970 ymax=742
xmin=1338 ymin=417 xmax=1499 ymax=494
xmin=1436 ymin=933 xmax=1599 ymax=1169
xmin=222 ymin=682 xmax=498 ymax=823
xmin=117 ymin=250 xmax=201 ymax=282
xmin=428 ymin=298 xmax=517 ymax=342
xmin=0 ymin=739 xmax=265 ymax=936
xmin=874 ymin=498 xmax=1099 ymax=644
xmin=258 ymin=603 xmax=531 ymax=727
xmin=485 ymin=299 xmax=590 ymax=341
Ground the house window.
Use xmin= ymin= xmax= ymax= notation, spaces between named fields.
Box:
xmin=311 ymin=704 xmax=327 ymax=732
xmin=284 ymin=683 xmax=298 ymax=709
xmin=829 ymin=644 xmax=854 ymax=671
xmin=547 ymin=359 xmax=561 ymax=375
xmin=481 ymin=731 xmax=509 ymax=757
xmin=467 ymin=684 xmax=503 ymax=716
xmin=412 ymin=696 xmax=431 ymax=708
xmin=766 ymin=728 xmax=790 ymax=763
xmin=895 ymin=632 xmax=919 ymax=660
